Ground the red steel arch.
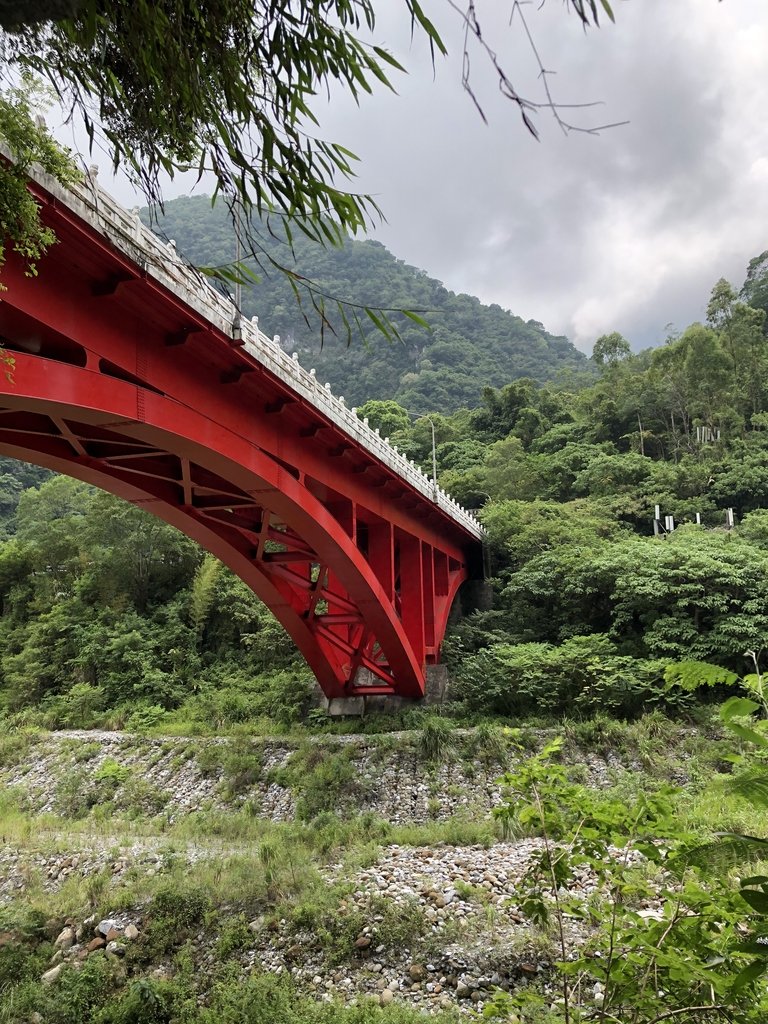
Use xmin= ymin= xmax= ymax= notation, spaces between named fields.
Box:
xmin=0 ymin=172 xmax=482 ymax=699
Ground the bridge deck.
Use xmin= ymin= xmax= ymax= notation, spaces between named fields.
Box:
xmin=26 ymin=157 xmax=484 ymax=545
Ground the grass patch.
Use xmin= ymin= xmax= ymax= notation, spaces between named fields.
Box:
xmin=0 ymin=729 xmax=38 ymax=769
xmin=270 ymin=742 xmax=371 ymax=821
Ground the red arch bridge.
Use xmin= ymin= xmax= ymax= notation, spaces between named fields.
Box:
xmin=0 ymin=159 xmax=485 ymax=700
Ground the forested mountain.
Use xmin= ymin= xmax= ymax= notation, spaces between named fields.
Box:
xmin=145 ymin=196 xmax=588 ymax=412
xmin=1 ymin=235 xmax=768 ymax=729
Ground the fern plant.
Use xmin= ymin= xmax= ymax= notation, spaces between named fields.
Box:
xmin=489 ymin=728 xmax=768 ymax=1022
xmin=677 ymin=695 xmax=768 ymax=993
xmin=189 ymin=554 xmax=221 ymax=644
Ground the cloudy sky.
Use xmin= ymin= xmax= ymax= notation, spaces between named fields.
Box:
xmin=57 ymin=1 xmax=768 ymax=355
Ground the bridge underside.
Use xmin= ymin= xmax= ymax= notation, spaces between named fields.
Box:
xmin=0 ymin=197 xmax=479 ymax=697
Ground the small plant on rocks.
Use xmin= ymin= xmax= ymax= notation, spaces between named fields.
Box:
xmin=139 ymin=883 xmax=213 ymax=959
xmin=488 ymin=733 xmax=768 ymax=1024
xmin=418 ymin=717 xmax=455 ymax=763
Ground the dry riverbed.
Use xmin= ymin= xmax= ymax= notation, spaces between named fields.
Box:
xmin=0 ymin=723 xmax=699 ymax=1016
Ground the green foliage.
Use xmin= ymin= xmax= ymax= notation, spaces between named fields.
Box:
xmin=39 ymin=682 xmax=106 ymax=728
xmin=0 ymin=75 xmax=79 ymax=285
xmin=94 ymin=756 xmax=129 ymax=784
xmin=95 ymin=976 xmax=195 ymax=1024
xmin=664 ymin=660 xmax=740 ymax=692
xmin=189 ymin=554 xmax=221 ymax=641
xmin=147 ymin=884 xmax=212 ymax=930
xmin=592 ymin=330 xmax=631 ymax=367
xmin=196 ymin=737 xmax=263 ymax=801
xmin=198 ymin=970 xmax=458 ymax=1024
xmin=147 ymin=198 xmax=588 ymax=412
xmin=17 ymin=2 xmax=438 ymax=232
xmin=470 ymin=722 xmax=511 ymax=765
xmin=481 ymin=497 xmax=622 ymax=568
xmin=491 ymin=734 xmax=768 ymax=1023
xmin=140 ymin=883 xmax=213 ymax=958
xmin=0 ymin=475 xmax=312 ymax=727
xmin=215 ymin=915 xmax=253 ymax=960
xmin=498 ymin=527 xmax=768 ymax=671
xmin=0 ymin=728 xmax=36 ymax=767
xmin=417 ymin=716 xmax=455 ymax=762
xmin=174 ymin=669 xmax=313 ymax=731
xmin=125 ymin=703 xmax=167 ymax=733
xmin=456 ymin=634 xmax=666 ymax=718
xmin=0 ymin=916 xmax=49 ymax=997
xmin=273 ymin=744 xmax=367 ymax=822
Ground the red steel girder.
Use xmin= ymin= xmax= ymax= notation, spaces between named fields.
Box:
xmin=0 ymin=354 xmax=429 ymax=695
xmin=0 ymin=184 xmax=481 ymax=699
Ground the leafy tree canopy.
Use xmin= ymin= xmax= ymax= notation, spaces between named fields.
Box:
xmin=148 ymin=195 xmax=588 ymax=409
xmin=0 ymin=1 xmax=615 ymax=334
xmin=0 ymin=75 xmax=79 ymax=280
xmin=3 ymin=1 xmax=611 ymax=218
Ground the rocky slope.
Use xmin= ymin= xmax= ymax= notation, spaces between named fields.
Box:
xmin=1 ymin=728 xmax=636 ymax=825
xmin=0 ymin=725 xmax=699 ymax=1017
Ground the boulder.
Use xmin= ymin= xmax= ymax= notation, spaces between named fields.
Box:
xmin=41 ymin=964 xmax=63 ymax=986
xmin=54 ymin=927 xmax=75 ymax=950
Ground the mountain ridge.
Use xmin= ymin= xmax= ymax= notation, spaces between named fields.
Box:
xmin=144 ymin=196 xmax=590 ymax=412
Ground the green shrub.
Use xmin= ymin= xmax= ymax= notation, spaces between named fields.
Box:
xmin=200 ymin=969 xmax=460 ymax=1024
xmin=200 ymin=971 xmax=301 ymax=1024
xmin=140 ymin=883 xmax=213 ymax=957
xmin=117 ymin=777 xmax=169 ymax=817
xmin=94 ymin=757 xmax=130 ymax=785
xmin=55 ymin=768 xmax=94 ymax=818
xmin=38 ymin=683 xmax=107 ymax=729
xmin=0 ymin=729 xmax=37 ymax=768
xmin=456 ymin=634 xmax=667 ymax=719
xmin=44 ymin=957 xmax=112 ymax=1024
xmin=125 ymin=703 xmax=167 ymax=733
xmin=94 ymin=976 xmax=195 ymax=1024
xmin=72 ymin=741 xmax=102 ymax=764
xmin=195 ymin=738 xmax=263 ymax=800
xmin=418 ymin=717 xmax=455 ymax=762
xmin=148 ymin=883 xmax=211 ymax=931
xmin=470 ymin=722 xmax=510 ymax=764
xmin=176 ymin=668 xmax=314 ymax=730
xmin=290 ymin=885 xmax=362 ymax=963
xmin=273 ymin=744 xmax=365 ymax=822
xmin=0 ymin=937 xmax=49 ymax=996
xmin=216 ymin=915 xmax=252 ymax=959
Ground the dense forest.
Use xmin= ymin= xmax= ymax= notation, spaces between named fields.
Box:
xmin=145 ymin=197 xmax=588 ymax=412
xmin=5 ymin=216 xmax=768 ymax=1024
xmin=1 ymin=240 xmax=768 ymax=729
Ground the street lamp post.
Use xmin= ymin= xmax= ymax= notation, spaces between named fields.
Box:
xmin=427 ymin=416 xmax=437 ymax=496
xmin=407 ymin=410 xmax=438 ymax=498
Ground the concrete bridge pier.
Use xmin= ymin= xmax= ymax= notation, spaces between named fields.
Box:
xmin=320 ymin=664 xmax=451 ymax=717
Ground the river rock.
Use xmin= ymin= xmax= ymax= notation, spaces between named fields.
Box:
xmin=42 ymin=964 xmax=63 ymax=985
xmin=54 ymin=926 xmax=75 ymax=950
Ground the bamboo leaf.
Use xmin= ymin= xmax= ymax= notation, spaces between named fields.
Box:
xmin=731 ymin=959 xmax=767 ymax=992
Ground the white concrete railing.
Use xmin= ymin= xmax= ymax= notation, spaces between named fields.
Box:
xmin=27 ymin=160 xmax=485 ymax=541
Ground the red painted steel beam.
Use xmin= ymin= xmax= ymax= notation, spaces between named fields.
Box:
xmin=20 ymin=190 xmax=475 ymax=555
xmin=0 ymin=182 xmax=483 ymax=699
xmin=0 ymin=353 xmax=433 ymax=696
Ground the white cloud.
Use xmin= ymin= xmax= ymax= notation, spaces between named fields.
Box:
xmin=318 ymin=0 xmax=768 ymax=352
xmin=47 ymin=0 xmax=768 ymax=357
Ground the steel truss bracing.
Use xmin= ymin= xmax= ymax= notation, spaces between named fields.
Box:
xmin=0 ymin=173 xmax=483 ymax=699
